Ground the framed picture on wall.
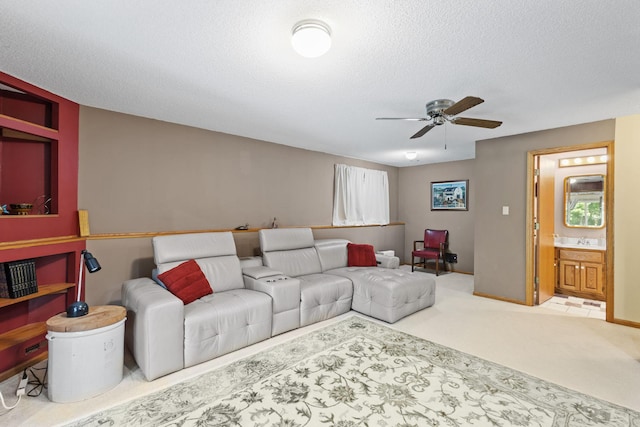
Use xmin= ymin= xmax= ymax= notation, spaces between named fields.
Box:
xmin=431 ymin=180 xmax=469 ymax=211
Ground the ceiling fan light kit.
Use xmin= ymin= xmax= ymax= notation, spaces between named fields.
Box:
xmin=377 ymin=96 xmax=503 ymax=139
xmin=291 ymin=20 xmax=331 ymax=58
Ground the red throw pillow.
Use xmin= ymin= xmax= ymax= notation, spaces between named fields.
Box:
xmin=157 ymin=259 xmax=212 ymax=304
xmin=347 ymin=243 xmax=377 ymax=267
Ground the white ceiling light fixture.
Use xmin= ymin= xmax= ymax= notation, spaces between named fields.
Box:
xmin=291 ymin=20 xmax=331 ymax=58
xmin=405 ymin=151 xmax=417 ymax=160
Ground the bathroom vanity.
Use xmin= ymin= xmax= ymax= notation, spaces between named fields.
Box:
xmin=553 ymin=173 xmax=607 ymax=301
xmin=555 ymin=243 xmax=605 ymax=301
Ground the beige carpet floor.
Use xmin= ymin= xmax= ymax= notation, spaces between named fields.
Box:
xmin=2 ymin=271 xmax=640 ymax=426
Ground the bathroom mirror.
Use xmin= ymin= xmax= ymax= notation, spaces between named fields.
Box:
xmin=564 ymin=174 xmax=605 ymax=228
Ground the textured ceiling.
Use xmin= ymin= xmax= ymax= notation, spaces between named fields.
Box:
xmin=1 ymin=1 xmax=639 ymax=167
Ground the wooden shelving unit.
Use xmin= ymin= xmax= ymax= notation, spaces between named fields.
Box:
xmin=0 ymin=71 xmax=81 ymax=382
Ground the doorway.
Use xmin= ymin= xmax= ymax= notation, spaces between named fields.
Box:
xmin=526 ymin=141 xmax=614 ymax=322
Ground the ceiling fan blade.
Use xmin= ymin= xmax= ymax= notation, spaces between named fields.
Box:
xmin=443 ymin=96 xmax=484 ymax=116
xmin=453 ymin=117 xmax=502 ymax=128
xmin=410 ymin=124 xmax=436 ymax=139
xmin=376 ymin=117 xmax=428 ymax=121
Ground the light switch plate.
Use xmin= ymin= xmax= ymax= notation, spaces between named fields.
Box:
xmin=502 ymin=206 xmax=509 ymax=215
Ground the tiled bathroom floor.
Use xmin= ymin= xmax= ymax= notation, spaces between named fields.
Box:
xmin=540 ymin=294 xmax=606 ymax=319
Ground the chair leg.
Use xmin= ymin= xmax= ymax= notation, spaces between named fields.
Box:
xmin=411 ymin=257 xmax=415 ymax=272
xmin=435 ymin=256 xmax=448 ymax=276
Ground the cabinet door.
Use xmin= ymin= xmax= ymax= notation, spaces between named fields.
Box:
xmin=581 ymin=262 xmax=604 ymax=298
xmin=558 ymin=260 xmax=580 ymax=292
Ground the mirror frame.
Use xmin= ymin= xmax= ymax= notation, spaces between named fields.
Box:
xmin=564 ymin=174 xmax=605 ymax=228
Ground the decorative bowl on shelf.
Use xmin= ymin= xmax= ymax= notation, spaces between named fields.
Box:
xmin=10 ymin=203 xmax=33 ymax=215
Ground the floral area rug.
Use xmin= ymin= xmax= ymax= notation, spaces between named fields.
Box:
xmin=66 ymin=316 xmax=639 ymax=426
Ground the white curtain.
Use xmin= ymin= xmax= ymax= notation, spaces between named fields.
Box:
xmin=332 ymin=164 xmax=389 ymax=226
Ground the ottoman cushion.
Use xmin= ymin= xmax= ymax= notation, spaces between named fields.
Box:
xmin=327 ymin=267 xmax=435 ymax=323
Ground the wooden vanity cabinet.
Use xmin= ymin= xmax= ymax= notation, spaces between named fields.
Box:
xmin=556 ymin=248 xmax=605 ymax=300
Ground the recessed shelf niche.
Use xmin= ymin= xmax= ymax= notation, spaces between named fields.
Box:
xmin=0 ymin=81 xmax=58 ymax=216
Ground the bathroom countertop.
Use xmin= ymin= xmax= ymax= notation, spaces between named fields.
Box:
xmin=554 ymin=242 xmax=606 ymax=251
xmin=553 ymin=237 xmax=606 ymax=251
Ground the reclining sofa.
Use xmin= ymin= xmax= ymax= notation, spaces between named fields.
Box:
xmin=122 ymin=232 xmax=273 ymax=381
xmin=122 ymin=229 xmax=435 ymax=380
xmin=258 ymin=228 xmax=435 ymax=325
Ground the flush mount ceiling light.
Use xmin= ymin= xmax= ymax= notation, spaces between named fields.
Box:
xmin=405 ymin=151 xmax=417 ymax=160
xmin=291 ymin=20 xmax=331 ymax=58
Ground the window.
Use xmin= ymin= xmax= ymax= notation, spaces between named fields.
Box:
xmin=566 ymin=195 xmax=603 ymax=227
xmin=332 ymin=164 xmax=389 ymax=226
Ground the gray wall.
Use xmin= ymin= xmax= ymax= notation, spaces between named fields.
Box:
xmin=79 ymin=107 xmax=400 ymax=232
xmin=473 ymin=120 xmax=615 ymax=301
xmin=78 ymin=106 xmax=402 ymax=305
xmin=398 ymin=159 xmax=475 ymax=273
xmin=79 ymin=106 xmax=628 ymax=318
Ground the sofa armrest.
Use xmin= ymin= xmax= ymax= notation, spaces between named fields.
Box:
xmin=244 ymin=274 xmax=300 ymax=310
xmin=243 ymin=269 xmax=301 ymax=335
xmin=122 ymin=278 xmax=184 ymax=381
xmin=243 ymin=267 xmax=299 ymax=313
xmin=239 ymin=256 xmax=263 ymax=269
xmin=242 ymin=265 xmax=283 ymax=280
xmin=376 ymin=253 xmax=400 ymax=269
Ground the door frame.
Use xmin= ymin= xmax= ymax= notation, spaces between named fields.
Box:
xmin=525 ymin=140 xmax=614 ymax=321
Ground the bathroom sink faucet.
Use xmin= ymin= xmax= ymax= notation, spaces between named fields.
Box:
xmin=577 ymin=237 xmax=587 ymax=245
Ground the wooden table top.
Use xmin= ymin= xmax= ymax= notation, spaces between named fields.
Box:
xmin=46 ymin=305 xmax=126 ymax=333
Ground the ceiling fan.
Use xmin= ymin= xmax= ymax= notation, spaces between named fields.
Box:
xmin=376 ymin=96 xmax=502 ymax=139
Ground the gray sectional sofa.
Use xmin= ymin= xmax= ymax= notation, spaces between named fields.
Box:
xmin=122 ymin=228 xmax=435 ymax=381
xmin=258 ymin=228 xmax=435 ymax=325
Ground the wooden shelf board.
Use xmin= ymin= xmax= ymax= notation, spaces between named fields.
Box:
xmin=0 ymin=113 xmax=58 ymax=139
xmin=86 ymin=222 xmax=406 ymax=241
xmin=2 ymin=127 xmax=51 ymax=142
xmin=0 ymin=322 xmax=46 ymax=352
xmin=0 ymin=235 xmax=81 ymax=250
xmin=0 ymin=215 xmax=59 ymax=219
xmin=0 ymin=282 xmax=74 ymax=309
